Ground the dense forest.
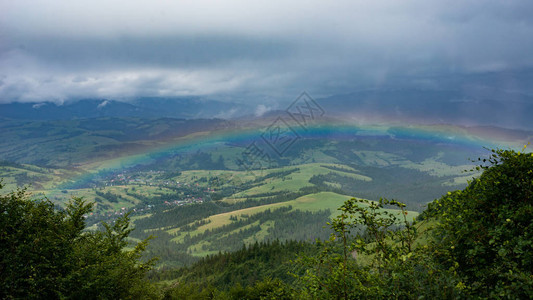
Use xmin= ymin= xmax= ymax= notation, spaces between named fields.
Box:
xmin=1 ymin=147 xmax=532 ymax=299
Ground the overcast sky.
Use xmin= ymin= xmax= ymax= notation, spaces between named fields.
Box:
xmin=1 ymin=0 xmax=533 ymax=104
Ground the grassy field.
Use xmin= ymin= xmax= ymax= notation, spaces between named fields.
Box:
xmin=402 ymin=158 xmax=476 ymax=177
xmin=352 ymin=150 xmax=407 ymax=166
xmin=228 ymin=163 xmax=371 ymax=198
xmin=0 ymin=163 xmax=79 ymax=192
xmin=0 ymin=143 xmax=470 ymax=264
xmin=2 ymin=117 xmax=519 ymax=269
xmin=167 ymin=192 xmax=419 ymax=247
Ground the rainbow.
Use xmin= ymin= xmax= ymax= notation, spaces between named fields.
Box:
xmin=56 ymin=120 xmax=529 ymax=190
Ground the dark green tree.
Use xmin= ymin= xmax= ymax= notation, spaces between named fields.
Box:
xmin=298 ymin=147 xmax=533 ymax=299
xmin=0 ymin=183 xmax=158 ymax=299
xmin=426 ymin=147 xmax=533 ymax=297
xmin=295 ymin=197 xmax=443 ymax=299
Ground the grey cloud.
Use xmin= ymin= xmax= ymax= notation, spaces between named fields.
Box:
xmin=1 ymin=0 xmax=533 ymax=103
xmin=7 ymin=35 xmax=294 ymax=70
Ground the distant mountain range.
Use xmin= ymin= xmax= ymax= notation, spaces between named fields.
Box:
xmin=1 ymin=89 xmax=532 ymax=130
xmin=0 ymin=97 xmax=250 ymax=121
xmin=318 ymin=89 xmax=533 ymax=130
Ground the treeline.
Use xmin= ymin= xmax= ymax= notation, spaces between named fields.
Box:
xmin=134 ymin=205 xmax=332 ymax=268
xmin=151 ymin=147 xmax=533 ymax=299
xmin=171 ymin=207 xmax=331 ymax=253
xmin=150 ymin=239 xmax=319 ymax=288
xmin=131 ymin=186 xmax=327 ymax=235
xmin=125 ymin=183 xmax=335 ymax=267
xmin=132 ymin=202 xmax=227 ymax=236
xmin=319 ymin=164 xmax=359 ymax=174
xmin=180 ymin=219 xmax=211 ymax=231
xmin=309 ymin=167 xmax=453 ymax=210
xmin=95 ymin=190 xmax=125 ymax=203
xmin=5 ymin=147 xmax=531 ymax=298
xmin=13 ymin=172 xmax=47 ymax=189
xmin=252 ymin=168 xmax=300 ymax=182
xmin=140 ymin=230 xmax=199 ymax=268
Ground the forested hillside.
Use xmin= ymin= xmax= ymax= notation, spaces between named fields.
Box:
xmin=2 ymin=147 xmax=532 ymax=299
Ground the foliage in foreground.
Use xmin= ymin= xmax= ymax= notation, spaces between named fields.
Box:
xmin=161 ymin=148 xmax=533 ymax=299
xmin=156 ymin=240 xmax=317 ymax=299
xmin=296 ymin=148 xmax=533 ymax=299
xmin=424 ymin=147 xmax=533 ymax=298
xmin=1 ymin=147 xmax=532 ymax=299
xmin=0 ymin=186 xmax=158 ymax=299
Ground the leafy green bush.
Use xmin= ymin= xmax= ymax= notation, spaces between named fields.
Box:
xmin=426 ymin=148 xmax=533 ymax=298
xmin=298 ymin=147 xmax=533 ymax=299
xmin=296 ymin=197 xmax=462 ymax=299
xmin=0 ymin=184 xmax=158 ymax=299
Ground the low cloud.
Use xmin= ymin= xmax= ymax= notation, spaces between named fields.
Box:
xmin=254 ymin=104 xmax=271 ymax=117
xmin=97 ymin=100 xmax=109 ymax=109
xmin=32 ymin=103 xmax=46 ymax=109
xmin=215 ymin=108 xmax=239 ymax=119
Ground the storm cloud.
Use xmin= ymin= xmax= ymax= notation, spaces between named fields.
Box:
xmin=1 ymin=0 xmax=533 ymax=103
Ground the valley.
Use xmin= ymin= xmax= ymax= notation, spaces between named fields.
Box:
xmin=2 ymin=115 xmax=523 ymax=267
xmin=3 ymin=2 xmax=533 ymax=297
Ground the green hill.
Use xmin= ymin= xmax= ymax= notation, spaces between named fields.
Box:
xmin=154 ymin=147 xmax=533 ymax=299
xmin=2 ymin=147 xmax=532 ymax=299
